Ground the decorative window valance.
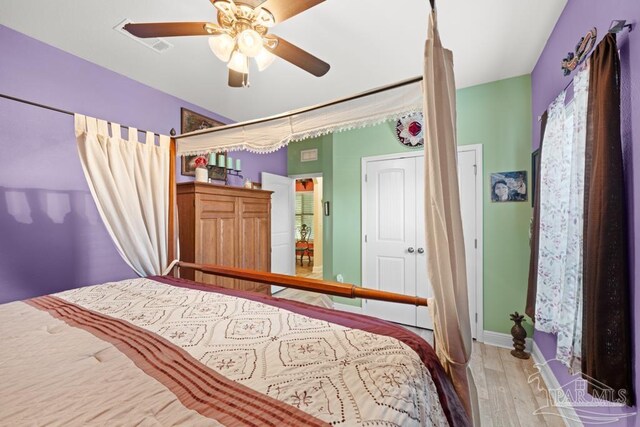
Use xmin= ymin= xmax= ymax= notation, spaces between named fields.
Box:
xmin=176 ymin=77 xmax=423 ymax=155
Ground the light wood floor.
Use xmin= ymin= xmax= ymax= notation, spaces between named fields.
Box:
xmin=402 ymin=325 xmax=565 ymax=426
xmin=471 ymin=341 xmax=565 ymax=427
xmin=295 ymin=264 xmax=322 ymax=279
xmin=276 ymin=265 xmax=331 ymax=308
xmin=276 ymin=285 xmax=566 ymax=427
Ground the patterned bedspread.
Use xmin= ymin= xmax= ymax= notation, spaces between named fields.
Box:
xmin=0 ymin=276 xmax=469 ymax=426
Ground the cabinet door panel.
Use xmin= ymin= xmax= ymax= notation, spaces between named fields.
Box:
xmin=241 ymin=200 xmax=270 ymax=215
xmin=196 ymin=216 xmax=237 ymax=289
xmin=239 ymin=199 xmax=271 ymax=294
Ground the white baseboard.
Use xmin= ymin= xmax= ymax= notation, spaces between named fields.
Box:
xmin=531 ymin=342 xmax=583 ymax=427
xmin=482 ymin=330 xmax=532 ymax=352
xmin=333 ymin=302 xmax=363 ymax=314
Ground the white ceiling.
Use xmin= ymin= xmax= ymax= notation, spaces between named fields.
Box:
xmin=0 ymin=0 xmax=566 ymax=122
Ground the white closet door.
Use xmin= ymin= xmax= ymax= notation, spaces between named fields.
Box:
xmin=261 ymin=172 xmax=295 ymax=294
xmin=362 ymin=150 xmax=479 ymax=333
xmin=457 ymin=149 xmax=478 ymax=338
xmin=364 ymin=157 xmax=417 ymax=325
xmin=415 ymin=157 xmax=434 ymax=330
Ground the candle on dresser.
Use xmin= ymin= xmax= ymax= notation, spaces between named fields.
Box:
xmin=235 ymin=158 xmax=241 ymax=171
xmin=195 ymin=167 xmax=208 ymax=183
xmin=217 ymin=153 xmax=226 ymax=168
xmin=227 ymin=156 xmax=233 ymax=169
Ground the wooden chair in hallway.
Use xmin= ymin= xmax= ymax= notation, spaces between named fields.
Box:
xmin=295 ymin=224 xmax=314 ymax=266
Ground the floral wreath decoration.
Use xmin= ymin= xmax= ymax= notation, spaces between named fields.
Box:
xmin=395 ymin=112 xmax=425 ymax=148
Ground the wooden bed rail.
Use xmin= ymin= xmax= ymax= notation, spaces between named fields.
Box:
xmin=171 ymin=262 xmax=428 ymax=307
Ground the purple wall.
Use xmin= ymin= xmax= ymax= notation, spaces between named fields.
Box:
xmin=0 ymin=25 xmax=286 ymax=304
xmin=531 ymin=1 xmax=640 ymax=424
xmin=175 ymin=150 xmax=287 ymax=188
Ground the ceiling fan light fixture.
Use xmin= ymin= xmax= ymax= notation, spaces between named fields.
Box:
xmin=212 ymin=1 xmax=235 ymax=18
xmin=255 ymin=48 xmax=276 ymax=71
xmin=208 ymin=34 xmax=235 ymax=62
xmin=124 ymin=0 xmax=329 ymax=87
xmin=237 ymin=29 xmax=263 ymax=57
xmin=227 ymin=50 xmax=249 ymax=73
xmin=254 ymin=8 xmax=276 ymax=28
xmin=203 ymin=22 xmax=224 ymax=35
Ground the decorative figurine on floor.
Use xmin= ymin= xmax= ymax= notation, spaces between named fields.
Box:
xmin=510 ymin=312 xmax=530 ymax=359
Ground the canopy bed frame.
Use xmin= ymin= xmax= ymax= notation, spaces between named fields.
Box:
xmin=0 ymin=61 xmax=472 ymax=427
xmin=166 ymin=261 xmax=429 ymax=307
xmin=1 ymin=2 xmax=477 ymax=423
xmin=156 ymin=2 xmax=476 ymax=418
xmin=163 ymin=73 xmax=432 ymax=306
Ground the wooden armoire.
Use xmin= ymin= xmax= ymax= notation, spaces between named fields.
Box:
xmin=176 ymin=182 xmax=272 ymax=295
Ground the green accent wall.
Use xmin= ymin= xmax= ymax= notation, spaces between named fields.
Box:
xmin=287 ymin=137 xmax=325 ymax=176
xmin=331 ymin=124 xmax=416 ymax=305
xmin=457 ymin=75 xmax=533 ymax=335
xmin=287 ymin=74 xmax=533 ymax=334
xmin=288 ymin=135 xmax=334 ymax=279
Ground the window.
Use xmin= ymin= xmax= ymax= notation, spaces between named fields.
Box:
xmin=295 ymin=192 xmax=314 ymax=240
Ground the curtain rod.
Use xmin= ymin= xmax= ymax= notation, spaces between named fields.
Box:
xmin=0 ymin=93 xmax=164 ymax=137
xmin=537 ymin=21 xmax=633 ymax=122
xmin=175 ymin=75 xmax=423 ymax=140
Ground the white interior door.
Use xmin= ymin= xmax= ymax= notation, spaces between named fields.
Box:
xmin=457 ymin=149 xmax=478 ymax=339
xmin=261 ymin=172 xmax=295 ymax=294
xmin=363 ymin=149 xmax=480 ymax=335
xmin=363 ymin=157 xmax=418 ymax=325
xmin=415 ymin=157 xmax=434 ymax=330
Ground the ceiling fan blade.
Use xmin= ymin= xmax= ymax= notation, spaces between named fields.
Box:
xmin=228 ymin=70 xmax=247 ymax=87
xmin=266 ymin=35 xmax=330 ymax=77
xmin=123 ymin=22 xmax=213 ymax=38
xmin=259 ymin=0 xmax=324 ymax=24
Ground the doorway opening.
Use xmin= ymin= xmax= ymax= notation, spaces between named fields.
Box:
xmin=294 ymin=177 xmax=323 ymax=280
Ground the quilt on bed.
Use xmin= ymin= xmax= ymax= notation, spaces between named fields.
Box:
xmin=0 ymin=276 xmax=469 ymax=426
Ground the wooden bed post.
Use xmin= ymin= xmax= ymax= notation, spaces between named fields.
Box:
xmin=168 ymin=138 xmax=177 ymax=262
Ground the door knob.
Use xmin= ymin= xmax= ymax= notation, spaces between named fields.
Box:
xmin=417 ymin=248 xmax=424 ymax=254
xmin=407 ymin=247 xmax=415 ymax=253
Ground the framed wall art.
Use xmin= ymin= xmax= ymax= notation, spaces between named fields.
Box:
xmin=180 ymin=108 xmax=227 ymax=179
xmin=180 ymin=107 xmax=225 ymax=134
xmin=490 ymin=171 xmax=528 ymax=202
xmin=531 ymin=149 xmax=540 ymax=206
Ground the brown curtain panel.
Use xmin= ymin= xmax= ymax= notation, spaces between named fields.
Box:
xmin=525 ymin=111 xmax=548 ymax=320
xmin=581 ymin=33 xmax=633 ymax=405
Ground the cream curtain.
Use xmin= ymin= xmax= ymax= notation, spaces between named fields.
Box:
xmin=75 ymin=114 xmax=170 ymax=276
xmin=176 ymin=80 xmax=423 ymax=155
xmin=422 ymin=9 xmax=478 ymax=422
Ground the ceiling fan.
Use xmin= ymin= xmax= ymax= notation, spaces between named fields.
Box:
xmin=124 ymin=0 xmax=330 ymax=87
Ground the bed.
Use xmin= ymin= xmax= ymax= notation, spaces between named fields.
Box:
xmin=0 ymin=271 xmax=469 ymax=426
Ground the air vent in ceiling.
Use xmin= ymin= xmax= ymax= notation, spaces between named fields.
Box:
xmin=113 ymin=19 xmax=174 ymax=54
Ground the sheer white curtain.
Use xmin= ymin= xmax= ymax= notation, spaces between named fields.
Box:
xmin=75 ymin=114 xmax=170 ymax=276
xmin=422 ymin=8 xmax=477 ymax=423
xmin=176 ymin=80 xmax=422 ymax=155
xmin=535 ymin=67 xmax=589 ymax=368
